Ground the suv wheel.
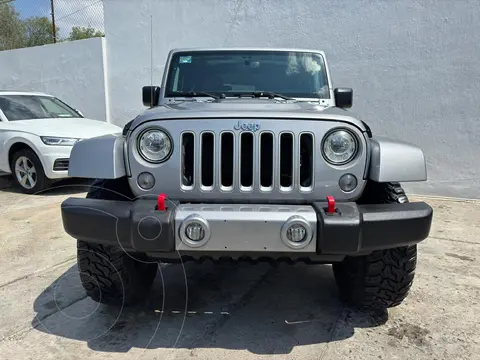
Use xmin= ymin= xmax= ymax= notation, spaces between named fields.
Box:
xmin=77 ymin=178 xmax=158 ymax=306
xmin=332 ymin=182 xmax=417 ymax=310
xmin=10 ymin=149 xmax=51 ymax=195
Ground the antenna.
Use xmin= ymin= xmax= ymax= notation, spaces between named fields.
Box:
xmin=150 ymin=14 xmax=154 ymax=107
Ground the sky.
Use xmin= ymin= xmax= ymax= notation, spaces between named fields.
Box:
xmin=11 ymin=0 xmax=104 ymax=38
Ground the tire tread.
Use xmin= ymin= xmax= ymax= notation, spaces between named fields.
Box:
xmin=76 ymin=178 xmax=156 ymax=306
xmin=333 ymin=181 xmax=417 ymax=309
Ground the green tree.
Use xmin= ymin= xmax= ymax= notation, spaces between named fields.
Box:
xmin=0 ymin=4 xmax=102 ymax=50
xmin=0 ymin=4 xmax=26 ymax=51
xmin=23 ymin=16 xmax=58 ymax=47
xmin=67 ymin=26 xmax=104 ymax=41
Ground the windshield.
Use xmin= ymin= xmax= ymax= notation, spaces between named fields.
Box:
xmin=0 ymin=95 xmax=82 ymax=121
xmin=165 ymin=50 xmax=330 ymax=99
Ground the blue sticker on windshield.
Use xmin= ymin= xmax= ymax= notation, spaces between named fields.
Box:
xmin=179 ymin=56 xmax=192 ymax=64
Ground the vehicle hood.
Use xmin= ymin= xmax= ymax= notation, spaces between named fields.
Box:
xmin=4 ymin=117 xmax=122 ymax=139
xmin=130 ymin=99 xmax=368 ymax=131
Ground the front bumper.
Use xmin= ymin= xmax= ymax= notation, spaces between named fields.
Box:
xmin=61 ymin=198 xmax=433 ymax=255
xmin=41 ymin=145 xmax=72 ymax=179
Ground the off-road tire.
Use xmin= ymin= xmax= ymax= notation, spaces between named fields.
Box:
xmin=332 ymin=181 xmax=417 ymax=310
xmin=10 ymin=149 xmax=51 ymax=195
xmin=77 ymin=177 xmax=157 ymax=306
xmin=357 ymin=181 xmax=409 ymax=205
xmin=86 ymin=178 xmax=135 ymax=200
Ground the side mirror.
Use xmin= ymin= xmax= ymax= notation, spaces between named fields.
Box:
xmin=142 ymin=86 xmax=161 ymax=107
xmin=334 ymin=88 xmax=353 ymax=109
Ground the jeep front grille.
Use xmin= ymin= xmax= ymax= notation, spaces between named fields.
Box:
xmin=180 ymin=131 xmax=315 ymax=193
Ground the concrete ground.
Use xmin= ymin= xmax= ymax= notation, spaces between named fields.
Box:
xmin=0 ymin=175 xmax=479 ymax=360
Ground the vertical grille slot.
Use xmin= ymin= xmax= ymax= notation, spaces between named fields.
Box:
xmin=220 ymin=132 xmax=234 ymax=188
xmin=240 ymin=132 xmax=254 ymax=188
xmin=260 ymin=133 xmax=274 ymax=188
xmin=299 ymin=133 xmax=314 ymax=189
xmin=181 ymin=132 xmax=195 ymax=187
xmin=201 ymin=132 xmax=214 ymax=188
xmin=279 ymin=133 xmax=294 ymax=188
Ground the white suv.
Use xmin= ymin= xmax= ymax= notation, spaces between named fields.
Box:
xmin=0 ymin=91 xmax=121 ymax=194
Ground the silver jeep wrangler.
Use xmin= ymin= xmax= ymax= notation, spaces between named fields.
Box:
xmin=61 ymin=48 xmax=433 ymax=310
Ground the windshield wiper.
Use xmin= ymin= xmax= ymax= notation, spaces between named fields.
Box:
xmin=176 ymin=91 xmax=223 ymax=100
xmin=232 ymin=91 xmax=294 ymax=100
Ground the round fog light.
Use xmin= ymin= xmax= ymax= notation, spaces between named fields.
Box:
xmin=185 ymin=222 xmax=206 ymax=241
xmin=138 ymin=172 xmax=155 ymax=190
xmin=281 ymin=216 xmax=313 ymax=249
xmin=179 ymin=215 xmax=211 ymax=248
xmin=286 ymin=224 xmax=307 ymax=243
xmin=339 ymin=173 xmax=357 ymax=192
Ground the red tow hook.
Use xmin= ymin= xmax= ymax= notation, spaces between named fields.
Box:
xmin=157 ymin=193 xmax=167 ymax=211
xmin=326 ymin=195 xmax=336 ymax=214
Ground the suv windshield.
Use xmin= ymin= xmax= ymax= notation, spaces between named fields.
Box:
xmin=165 ymin=50 xmax=330 ymax=99
xmin=0 ymin=95 xmax=82 ymax=121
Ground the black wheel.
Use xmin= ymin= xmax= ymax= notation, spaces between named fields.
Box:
xmin=332 ymin=182 xmax=417 ymax=310
xmin=10 ymin=149 xmax=51 ymax=195
xmin=77 ymin=177 xmax=157 ymax=306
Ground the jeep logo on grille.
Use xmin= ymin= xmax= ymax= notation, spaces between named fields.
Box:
xmin=234 ymin=121 xmax=260 ymax=132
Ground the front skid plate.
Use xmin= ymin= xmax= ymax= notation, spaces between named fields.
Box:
xmin=174 ymin=204 xmax=317 ymax=252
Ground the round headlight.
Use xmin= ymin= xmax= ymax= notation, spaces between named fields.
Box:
xmin=322 ymin=129 xmax=358 ymax=165
xmin=138 ymin=129 xmax=172 ymax=163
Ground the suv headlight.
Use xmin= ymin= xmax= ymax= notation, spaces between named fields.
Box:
xmin=322 ymin=129 xmax=358 ymax=165
xmin=137 ymin=128 xmax=173 ymax=163
xmin=41 ymin=136 xmax=79 ymax=146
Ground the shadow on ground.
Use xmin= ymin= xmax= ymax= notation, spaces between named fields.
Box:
xmin=32 ymin=262 xmax=388 ymax=355
xmin=0 ymin=175 xmax=93 ymax=195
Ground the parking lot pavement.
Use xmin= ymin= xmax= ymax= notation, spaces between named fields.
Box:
xmin=0 ymin=175 xmax=479 ymax=360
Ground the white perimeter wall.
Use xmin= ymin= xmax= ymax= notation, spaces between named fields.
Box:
xmin=106 ymin=0 xmax=480 ymax=198
xmin=0 ymin=37 xmax=109 ymax=122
